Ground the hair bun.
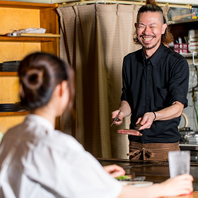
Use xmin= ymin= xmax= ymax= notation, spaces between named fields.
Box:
xmin=22 ymin=68 xmax=44 ymax=90
xmin=146 ymin=0 xmax=158 ymax=6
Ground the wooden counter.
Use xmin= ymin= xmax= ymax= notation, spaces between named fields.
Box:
xmin=162 ymin=192 xmax=197 ymax=198
xmin=97 ymin=158 xmax=198 ymax=191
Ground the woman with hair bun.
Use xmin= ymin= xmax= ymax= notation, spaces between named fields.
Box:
xmin=0 ymin=52 xmax=193 ymax=198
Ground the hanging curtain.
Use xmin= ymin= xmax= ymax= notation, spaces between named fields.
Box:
xmin=57 ymin=4 xmax=169 ymax=159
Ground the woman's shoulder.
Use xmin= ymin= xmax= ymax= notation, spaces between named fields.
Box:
xmin=44 ymin=130 xmax=84 ymax=153
xmin=2 ymin=123 xmax=84 ymax=157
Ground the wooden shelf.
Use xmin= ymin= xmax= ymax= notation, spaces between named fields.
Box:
xmin=168 ymin=19 xmax=198 ymax=40
xmin=0 ymin=1 xmax=57 ymax=9
xmin=168 ymin=19 xmax=198 ymax=25
xmin=0 ymin=1 xmax=60 ymax=133
xmin=0 ymin=36 xmax=57 ymax=42
xmin=0 ymin=111 xmax=29 ymax=117
xmin=0 ymin=72 xmax=17 ymax=76
xmin=180 ymin=52 xmax=198 ymax=58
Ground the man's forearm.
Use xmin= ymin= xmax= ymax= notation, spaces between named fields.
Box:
xmin=119 ymin=100 xmax=131 ymax=118
xmin=155 ymin=101 xmax=184 ymax=121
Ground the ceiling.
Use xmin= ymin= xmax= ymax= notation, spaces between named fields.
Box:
xmin=7 ymin=0 xmax=198 ymax=6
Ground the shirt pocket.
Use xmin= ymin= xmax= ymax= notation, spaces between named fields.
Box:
xmin=156 ymin=87 xmax=168 ymax=109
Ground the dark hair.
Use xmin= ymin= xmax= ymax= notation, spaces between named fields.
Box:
xmin=18 ymin=52 xmax=74 ymax=111
xmin=134 ymin=0 xmax=174 ymax=46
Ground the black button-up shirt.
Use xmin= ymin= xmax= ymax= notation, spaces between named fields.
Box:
xmin=121 ymin=44 xmax=189 ymax=143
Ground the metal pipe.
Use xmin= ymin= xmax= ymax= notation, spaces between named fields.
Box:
xmin=58 ymin=0 xmax=192 ymax=9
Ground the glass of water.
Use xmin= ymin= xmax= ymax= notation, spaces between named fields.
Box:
xmin=168 ymin=151 xmax=190 ymax=178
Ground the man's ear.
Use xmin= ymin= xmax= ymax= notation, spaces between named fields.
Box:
xmin=162 ymin=23 xmax=167 ymax=34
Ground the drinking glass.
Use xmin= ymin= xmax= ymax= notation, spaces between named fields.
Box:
xmin=168 ymin=150 xmax=190 ymax=178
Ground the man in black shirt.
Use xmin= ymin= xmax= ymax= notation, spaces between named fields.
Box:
xmin=112 ymin=0 xmax=189 ymax=161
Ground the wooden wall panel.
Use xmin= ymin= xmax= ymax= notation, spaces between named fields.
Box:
xmin=40 ymin=8 xmax=59 ymax=55
xmin=0 ymin=2 xmax=59 ymax=134
xmin=0 ymin=77 xmax=20 ymax=103
xmin=0 ymin=8 xmax=40 ymax=34
xmin=0 ymin=115 xmax=25 ymax=134
xmin=0 ymin=7 xmax=41 ymax=62
xmin=0 ymin=42 xmax=40 ymax=63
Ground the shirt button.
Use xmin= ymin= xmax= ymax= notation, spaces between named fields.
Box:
xmin=147 ymin=81 xmax=150 ymax=84
xmin=148 ymin=67 xmax=150 ymax=70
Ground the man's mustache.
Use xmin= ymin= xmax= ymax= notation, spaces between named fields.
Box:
xmin=140 ymin=34 xmax=156 ymax=38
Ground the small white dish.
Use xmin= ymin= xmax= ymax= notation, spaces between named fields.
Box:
xmin=119 ymin=181 xmax=153 ymax=187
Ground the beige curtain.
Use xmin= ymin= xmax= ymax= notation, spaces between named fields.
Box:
xmin=57 ymin=4 xmax=169 ymax=159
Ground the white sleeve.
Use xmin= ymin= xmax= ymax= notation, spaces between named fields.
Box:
xmin=25 ymin=135 xmax=123 ymax=198
xmin=64 ymin=150 xmax=123 ymax=198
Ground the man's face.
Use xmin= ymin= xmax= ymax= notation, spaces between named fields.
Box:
xmin=136 ymin=11 xmax=167 ymax=51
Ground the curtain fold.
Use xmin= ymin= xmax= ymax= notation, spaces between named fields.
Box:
xmin=57 ymin=4 xmax=168 ymax=159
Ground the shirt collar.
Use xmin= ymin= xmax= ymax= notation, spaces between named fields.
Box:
xmin=141 ymin=43 xmax=166 ymax=68
xmin=25 ymin=114 xmax=54 ymax=131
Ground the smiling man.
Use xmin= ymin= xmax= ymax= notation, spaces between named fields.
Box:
xmin=112 ymin=0 xmax=189 ymax=161
xmin=136 ymin=12 xmax=167 ymax=54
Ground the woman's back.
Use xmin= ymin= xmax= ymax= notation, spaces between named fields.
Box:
xmin=0 ymin=114 xmax=121 ymax=198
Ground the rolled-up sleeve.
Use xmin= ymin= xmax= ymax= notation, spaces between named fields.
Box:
xmin=168 ymin=57 xmax=189 ymax=108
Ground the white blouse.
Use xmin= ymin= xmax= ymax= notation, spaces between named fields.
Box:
xmin=0 ymin=114 xmax=122 ymax=198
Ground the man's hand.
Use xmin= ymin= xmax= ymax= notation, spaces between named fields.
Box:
xmin=103 ymin=164 xmax=125 ymax=178
xmin=111 ymin=101 xmax=131 ymax=126
xmin=136 ymin=101 xmax=184 ymax=130
xmin=136 ymin=112 xmax=155 ymax=130
xmin=111 ymin=110 xmax=124 ymax=126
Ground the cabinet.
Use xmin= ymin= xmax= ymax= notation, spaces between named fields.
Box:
xmin=169 ymin=19 xmax=198 ymax=42
xmin=0 ymin=1 xmax=60 ymax=134
xmin=168 ymin=19 xmax=198 ymax=132
xmin=168 ymin=19 xmax=198 ymax=64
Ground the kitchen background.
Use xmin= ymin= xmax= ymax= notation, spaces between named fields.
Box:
xmin=1 ymin=0 xmax=198 ymax=159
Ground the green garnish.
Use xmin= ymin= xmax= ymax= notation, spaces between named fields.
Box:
xmin=116 ymin=175 xmax=131 ymax=181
